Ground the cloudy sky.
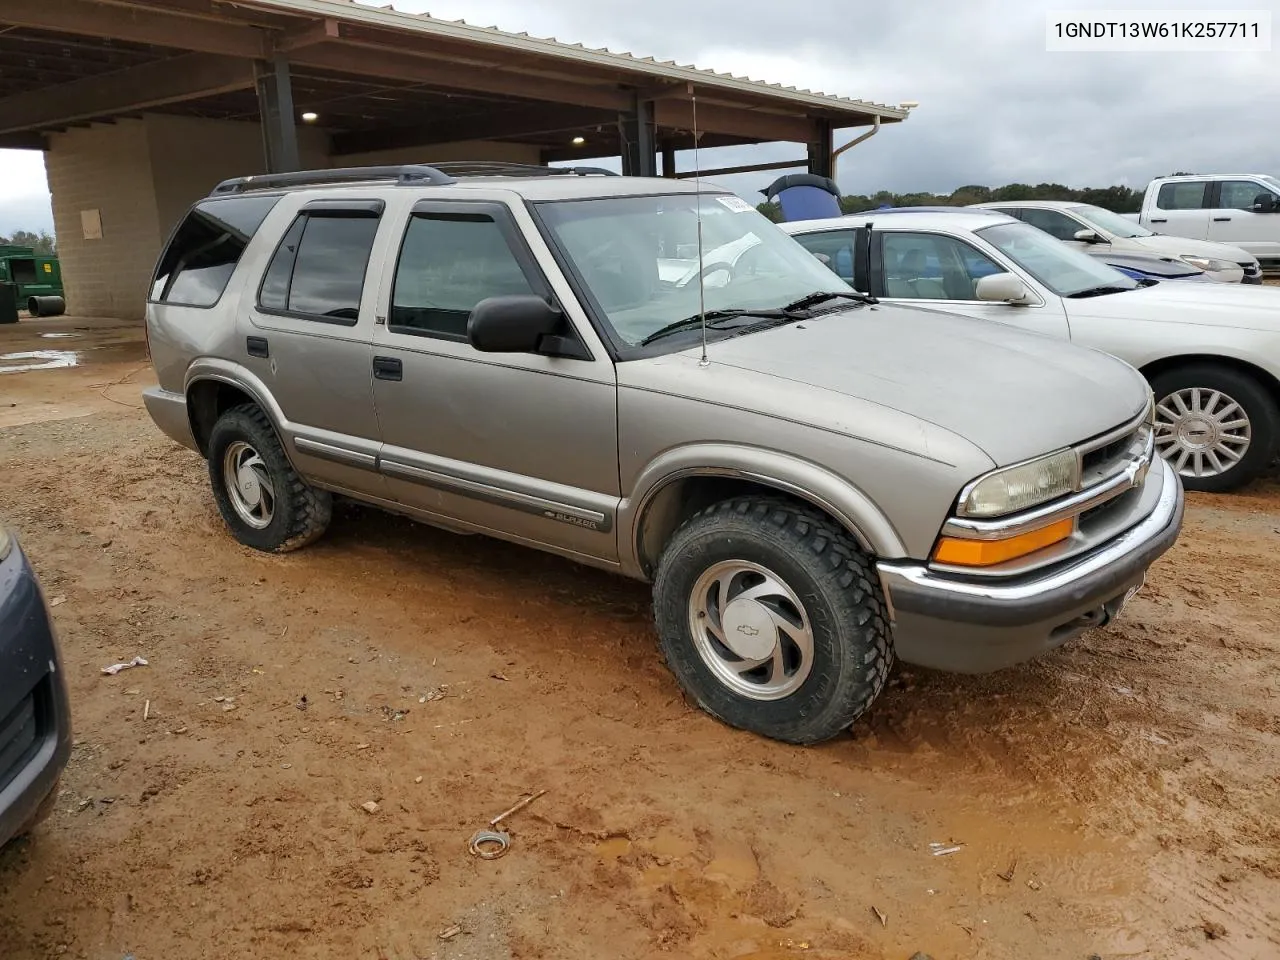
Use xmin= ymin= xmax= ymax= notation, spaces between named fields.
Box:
xmin=1 ymin=0 xmax=1277 ymax=235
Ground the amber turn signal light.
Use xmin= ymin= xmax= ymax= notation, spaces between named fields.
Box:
xmin=933 ymin=518 xmax=1073 ymax=567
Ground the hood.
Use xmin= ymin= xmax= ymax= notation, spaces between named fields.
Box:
xmin=1065 ymin=278 xmax=1280 ymax=330
xmin=1125 ymin=233 xmax=1255 ymax=265
xmin=635 ymin=304 xmax=1149 ymax=467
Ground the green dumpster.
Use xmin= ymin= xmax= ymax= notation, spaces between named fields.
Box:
xmin=0 ymin=282 xmax=18 ymax=324
xmin=0 ymin=246 xmax=63 ymax=305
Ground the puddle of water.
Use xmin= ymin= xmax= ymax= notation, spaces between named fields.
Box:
xmin=0 ymin=350 xmax=79 ymax=374
xmin=39 ymin=332 xmax=81 ymax=340
xmin=594 ymin=836 xmax=633 ymax=861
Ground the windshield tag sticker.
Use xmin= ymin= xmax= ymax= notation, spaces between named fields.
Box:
xmin=715 ymin=195 xmax=755 ymax=214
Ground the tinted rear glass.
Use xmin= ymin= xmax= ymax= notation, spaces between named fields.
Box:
xmin=151 ymin=195 xmax=281 ymax=306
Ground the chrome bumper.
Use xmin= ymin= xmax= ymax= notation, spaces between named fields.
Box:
xmin=876 ymin=457 xmax=1184 ymax=673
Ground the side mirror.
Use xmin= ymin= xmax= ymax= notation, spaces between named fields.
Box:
xmin=1253 ymin=193 xmax=1279 ymax=213
xmin=811 ymin=252 xmax=832 ymax=265
xmin=1073 ymin=228 xmax=1102 ymax=244
xmin=975 ymin=272 xmax=1030 ymax=304
xmin=467 ymin=295 xmax=588 ymax=359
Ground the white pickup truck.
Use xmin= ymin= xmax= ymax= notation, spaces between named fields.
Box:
xmin=1128 ymin=174 xmax=1280 ymax=268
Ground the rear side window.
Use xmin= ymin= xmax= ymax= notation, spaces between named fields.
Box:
xmin=1156 ymin=181 xmax=1207 ymax=211
xmin=258 ymin=206 xmax=382 ymax=323
xmin=151 ymin=195 xmax=281 ymax=306
xmin=1018 ymin=208 xmax=1081 ymax=241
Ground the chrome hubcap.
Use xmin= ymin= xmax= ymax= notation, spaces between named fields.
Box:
xmin=687 ymin=560 xmax=814 ymax=701
xmin=1154 ymin=387 xmax=1251 ymax=479
xmin=223 ymin=441 xmax=275 ymax=529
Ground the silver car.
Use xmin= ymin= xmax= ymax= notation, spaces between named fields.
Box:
xmin=142 ymin=163 xmax=1183 ymax=745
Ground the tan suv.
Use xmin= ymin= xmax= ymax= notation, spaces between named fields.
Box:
xmin=142 ymin=162 xmax=1183 ymax=744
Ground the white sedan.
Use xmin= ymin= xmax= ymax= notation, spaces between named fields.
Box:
xmin=782 ymin=209 xmax=1280 ymax=491
xmin=969 ymin=200 xmax=1262 ymax=285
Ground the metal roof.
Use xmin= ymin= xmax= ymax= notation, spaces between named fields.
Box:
xmin=241 ymin=0 xmax=910 ymax=122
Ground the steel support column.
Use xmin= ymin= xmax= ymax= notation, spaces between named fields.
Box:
xmin=256 ymin=55 xmax=300 ymax=173
xmin=619 ymin=94 xmax=657 ymax=177
xmin=807 ymin=119 xmax=834 ymax=179
xmin=660 ymin=140 xmax=677 ymax=178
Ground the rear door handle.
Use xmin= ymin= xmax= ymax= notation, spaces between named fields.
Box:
xmin=1213 ymin=216 xmax=1232 ymax=222
xmin=1149 ymin=217 xmax=1168 ymax=223
xmin=373 ymin=356 xmax=402 ymax=381
xmin=246 ymin=336 xmax=269 ymax=358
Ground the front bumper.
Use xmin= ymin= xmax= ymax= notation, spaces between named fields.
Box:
xmin=876 ymin=457 xmax=1184 ymax=673
xmin=0 ymin=543 xmax=72 ymax=847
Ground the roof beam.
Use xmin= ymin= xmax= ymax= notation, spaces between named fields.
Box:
xmin=0 ymin=52 xmax=257 ymax=136
xmin=652 ymin=99 xmax=815 ymax=144
xmin=331 ymin=104 xmax=616 ymax=156
xmin=672 ymin=158 xmax=806 ymax=179
xmin=0 ymin=0 xmax=267 ymax=59
xmin=290 ymin=43 xmax=632 ymax=112
xmin=275 ymin=16 xmax=342 ymax=53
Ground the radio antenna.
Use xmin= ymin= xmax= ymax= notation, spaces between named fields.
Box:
xmin=692 ymin=89 xmax=709 ymax=367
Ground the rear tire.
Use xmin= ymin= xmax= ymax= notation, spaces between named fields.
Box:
xmin=207 ymin=404 xmax=331 ymax=552
xmin=652 ymin=496 xmax=893 ymax=745
xmin=1149 ymin=364 xmax=1278 ymax=492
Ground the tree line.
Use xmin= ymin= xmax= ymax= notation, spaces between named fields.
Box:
xmin=758 ymin=182 xmax=1145 ymax=222
xmin=0 ymin=229 xmax=55 ymax=255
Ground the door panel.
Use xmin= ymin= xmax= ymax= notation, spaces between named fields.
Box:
xmin=243 ymin=198 xmax=393 ymax=496
xmin=1205 ymin=179 xmax=1280 ymax=256
xmin=1148 ymin=180 xmax=1210 ymax=239
xmin=370 ymin=200 xmax=621 ymax=562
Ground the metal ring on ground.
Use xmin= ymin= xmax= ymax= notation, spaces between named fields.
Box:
xmin=468 ymin=830 xmax=510 ymax=860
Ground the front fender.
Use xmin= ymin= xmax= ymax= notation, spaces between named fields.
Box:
xmin=618 ymin=442 xmax=909 ymax=578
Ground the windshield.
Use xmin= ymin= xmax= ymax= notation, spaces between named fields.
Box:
xmin=1073 ymin=204 xmax=1151 ymax=239
xmin=976 ymin=221 xmax=1139 ymax=297
xmin=537 ymin=193 xmax=852 ymax=347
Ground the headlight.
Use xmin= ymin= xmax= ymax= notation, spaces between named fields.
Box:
xmin=958 ymin=449 xmax=1078 ymax=518
xmin=0 ymin=525 xmax=12 ymax=562
xmin=1180 ymin=256 xmax=1234 ymax=273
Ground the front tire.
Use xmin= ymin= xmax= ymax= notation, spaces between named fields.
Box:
xmin=652 ymin=496 xmax=893 ymax=745
xmin=207 ymin=404 xmax=332 ymax=552
xmin=1150 ymin=364 xmax=1278 ymax=492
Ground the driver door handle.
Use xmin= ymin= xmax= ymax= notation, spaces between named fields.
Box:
xmin=373 ymin=356 xmax=402 ymax=381
xmin=1213 ymin=216 xmax=1232 ymax=222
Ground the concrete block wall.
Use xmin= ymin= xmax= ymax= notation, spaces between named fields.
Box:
xmin=44 ymin=117 xmax=542 ymax=320
xmin=45 ymin=120 xmax=164 ymax=319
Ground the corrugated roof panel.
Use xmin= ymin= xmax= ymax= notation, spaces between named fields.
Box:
xmin=237 ymin=0 xmax=909 ymax=119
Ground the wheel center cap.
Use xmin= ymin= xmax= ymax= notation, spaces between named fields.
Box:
xmin=721 ymin=598 xmax=777 ymax=660
xmin=1180 ymin=417 xmax=1216 ymax=448
xmin=237 ymin=468 xmax=261 ymax=505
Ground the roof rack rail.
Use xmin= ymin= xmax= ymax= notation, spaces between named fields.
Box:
xmin=427 ymin=161 xmax=619 ymax=178
xmin=209 ymin=164 xmax=456 ymax=196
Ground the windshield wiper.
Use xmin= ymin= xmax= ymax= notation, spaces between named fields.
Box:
xmin=783 ymin=290 xmax=878 ymax=310
xmin=1066 ymin=285 xmax=1135 ymax=299
xmin=639 ymin=308 xmax=792 ymax=346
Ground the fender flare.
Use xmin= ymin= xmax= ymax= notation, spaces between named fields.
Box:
xmin=619 ymin=442 xmax=908 ymax=577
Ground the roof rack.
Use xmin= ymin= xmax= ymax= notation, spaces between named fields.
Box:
xmin=427 ymin=161 xmax=619 ymax=178
xmin=209 ymin=160 xmax=620 ymax=197
xmin=210 ymin=164 xmax=456 ymax=196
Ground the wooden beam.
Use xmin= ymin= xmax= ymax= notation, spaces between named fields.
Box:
xmin=275 ymin=17 xmax=342 ymax=53
xmin=290 ymin=43 xmax=632 ymax=112
xmin=0 ymin=0 xmax=267 ymax=59
xmin=0 ymin=52 xmax=257 ymax=135
xmin=653 ymin=99 xmax=815 ymax=144
xmin=331 ymin=104 xmax=616 ymax=156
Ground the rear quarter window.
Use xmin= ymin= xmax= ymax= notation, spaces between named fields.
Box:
xmin=151 ymin=195 xmax=282 ymax=307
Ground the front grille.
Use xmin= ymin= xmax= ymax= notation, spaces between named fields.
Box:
xmin=0 ymin=692 xmax=38 ymax=795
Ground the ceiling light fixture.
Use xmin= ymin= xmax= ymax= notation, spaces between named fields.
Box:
xmin=572 ymin=136 xmax=586 ymax=145
xmin=301 ymin=111 xmax=319 ymax=122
